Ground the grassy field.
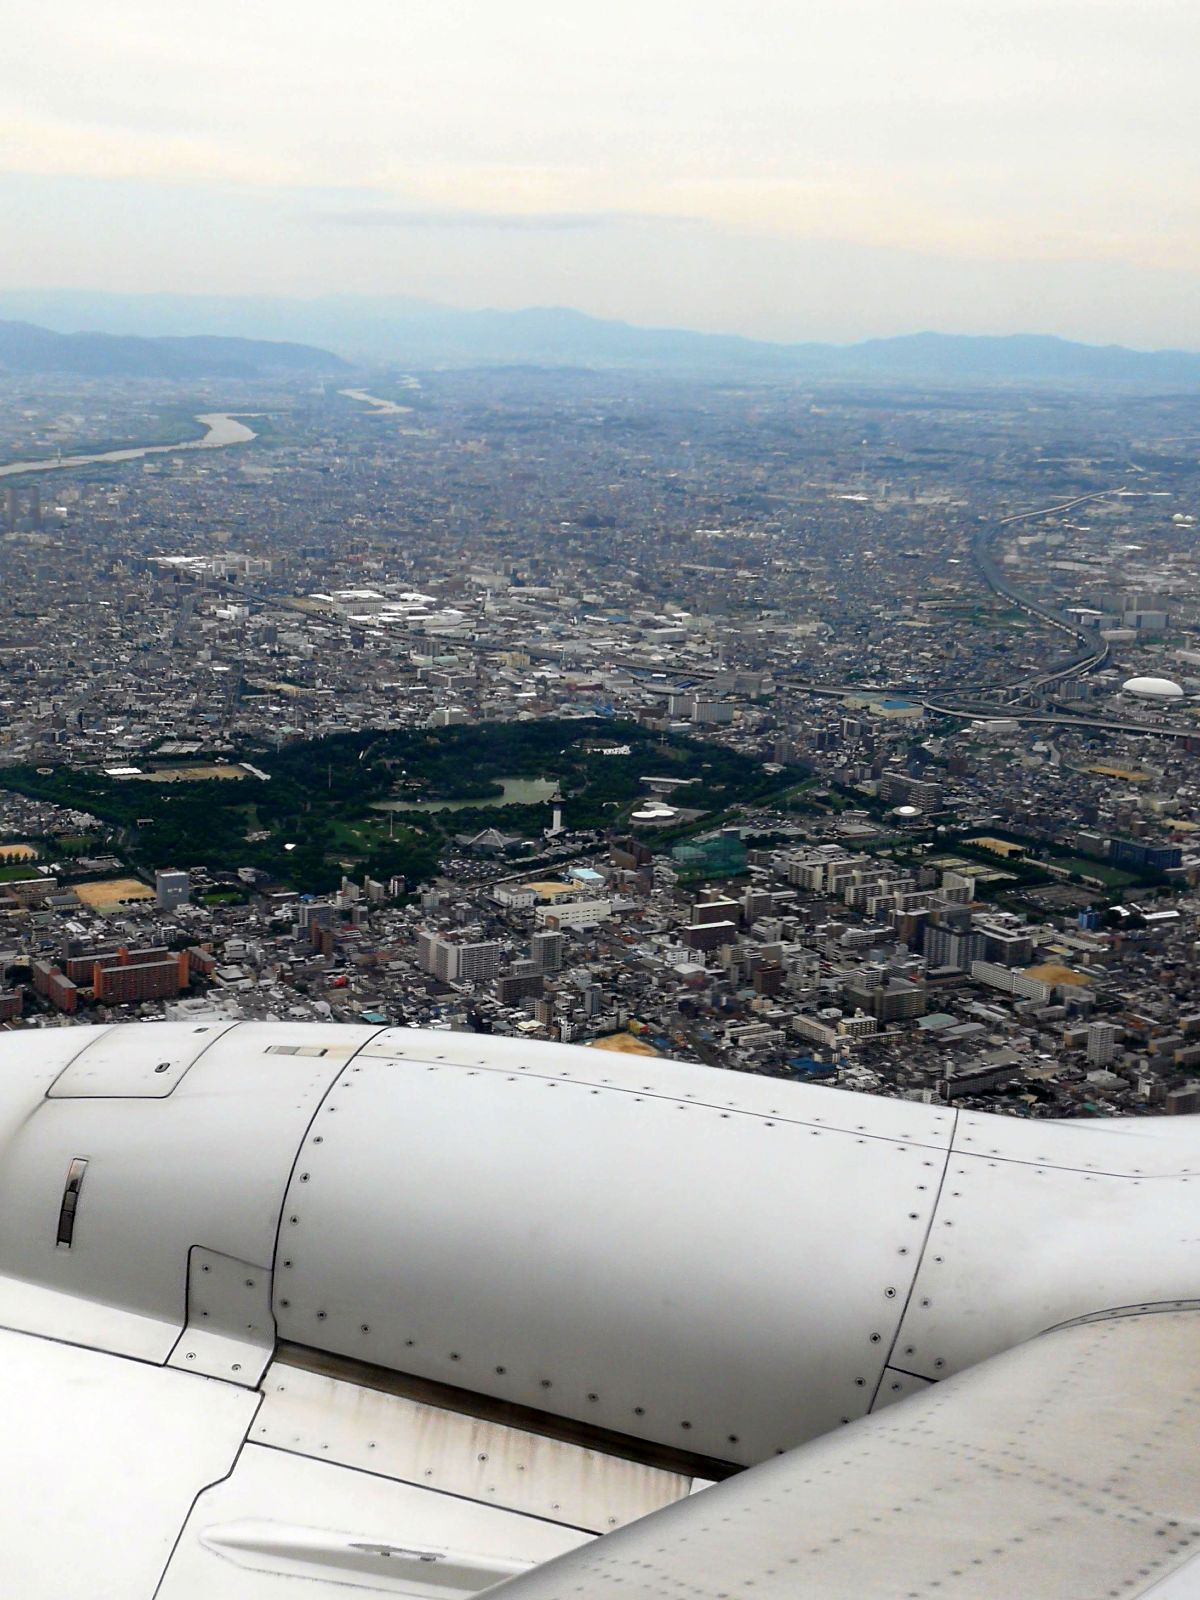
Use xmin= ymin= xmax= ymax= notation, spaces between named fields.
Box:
xmin=1047 ymin=855 xmax=1139 ymax=888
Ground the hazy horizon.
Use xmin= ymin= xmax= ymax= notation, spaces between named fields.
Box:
xmin=3 ymin=1 xmax=1198 ymax=347
xmin=8 ymin=285 xmax=1200 ymax=359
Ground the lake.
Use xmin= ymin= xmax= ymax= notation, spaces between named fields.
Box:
xmin=371 ymin=776 xmax=560 ymax=814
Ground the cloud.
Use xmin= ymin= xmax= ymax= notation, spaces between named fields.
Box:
xmin=2 ymin=0 xmax=1199 ymax=334
xmin=314 ymin=208 xmax=698 ymax=233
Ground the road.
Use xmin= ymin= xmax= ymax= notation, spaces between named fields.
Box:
xmin=963 ymin=488 xmax=1117 ymax=696
xmin=782 ymin=486 xmax=1196 ymax=739
xmin=615 ymin=486 xmax=1193 ymax=739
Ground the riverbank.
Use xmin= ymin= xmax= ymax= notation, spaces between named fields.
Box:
xmin=0 ymin=411 xmax=258 ymax=479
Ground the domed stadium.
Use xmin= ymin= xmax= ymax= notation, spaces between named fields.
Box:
xmin=1122 ymin=675 xmax=1184 ymax=700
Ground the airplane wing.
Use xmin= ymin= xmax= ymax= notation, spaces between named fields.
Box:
xmin=0 ymin=1020 xmax=1196 ymax=1597
xmin=488 ymin=1307 xmax=1200 ymax=1600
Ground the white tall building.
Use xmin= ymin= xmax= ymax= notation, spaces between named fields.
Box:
xmin=1087 ymin=1019 xmax=1122 ymax=1066
xmin=416 ymin=931 xmax=500 ymax=984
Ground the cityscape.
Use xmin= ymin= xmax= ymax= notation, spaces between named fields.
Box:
xmin=3 ymin=365 xmax=1199 ymax=1118
xmin=6 ymin=2 xmax=1200 ymax=1593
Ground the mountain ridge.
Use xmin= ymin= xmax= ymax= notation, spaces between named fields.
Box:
xmin=0 ymin=293 xmax=1198 ymax=383
xmin=0 ymin=318 xmax=349 ymax=378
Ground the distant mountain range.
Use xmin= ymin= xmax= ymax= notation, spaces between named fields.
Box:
xmin=0 ymin=318 xmax=348 ymax=378
xmin=1 ymin=292 xmax=1199 ymax=384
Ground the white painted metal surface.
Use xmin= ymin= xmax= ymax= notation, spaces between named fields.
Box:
xmin=358 ymin=1026 xmax=958 ymax=1145
xmin=254 ymin=1354 xmax=694 ymax=1531
xmin=194 ymin=1521 xmax=533 ymax=1597
xmin=0 ymin=1021 xmax=381 ymax=1360
xmin=870 ymin=1364 xmax=932 ymax=1409
xmin=0 ymin=1025 xmax=93 ymax=1132
xmin=274 ymin=1040 xmax=954 ymax=1463
xmin=952 ymin=1107 xmax=1200 ymax=1175
xmin=0 ymin=1324 xmax=258 ymax=1598
xmin=167 ymin=1246 xmax=277 ymax=1384
xmin=156 ymin=1442 xmax=588 ymax=1598
xmin=487 ymin=1309 xmax=1200 ymax=1600
xmin=47 ymin=1018 xmax=237 ymax=1097
xmin=1 ymin=1021 xmax=1199 ymax=1597
xmin=893 ymin=1110 xmax=1200 ymax=1382
xmin=1139 ymin=1553 xmax=1200 ymax=1596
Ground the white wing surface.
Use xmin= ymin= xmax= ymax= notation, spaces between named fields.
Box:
xmin=0 ymin=1021 xmax=1196 ymax=1596
xmin=488 ymin=1309 xmax=1200 ymax=1600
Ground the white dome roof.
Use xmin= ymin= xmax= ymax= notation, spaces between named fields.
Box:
xmin=1122 ymin=676 xmax=1184 ymax=699
xmin=631 ymin=802 xmax=678 ymax=822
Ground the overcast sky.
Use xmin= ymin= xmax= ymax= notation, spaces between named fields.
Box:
xmin=2 ymin=0 xmax=1198 ymax=345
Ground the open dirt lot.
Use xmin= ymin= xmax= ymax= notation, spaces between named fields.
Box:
xmin=74 ymin=877 xmax=156 ymax=913
xmin=135 ymin=764 xmax=247 ymax=783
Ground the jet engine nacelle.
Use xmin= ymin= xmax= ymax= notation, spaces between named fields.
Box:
xmin=0 ymin=1021 xmax=1195 ymax=1470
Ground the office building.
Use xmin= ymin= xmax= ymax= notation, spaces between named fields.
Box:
xmin=843 ymin=976 xmax=928 ymax=1023
xmin=156 ymin=868 xmax=191 ymax=911
xmin=1087 ymin=1020 xmax=1122 ymax=1067
xmin=880 ymin=773 xmax=942 ymax=813
xmin=531 ymin=930 xmax=565 ymax=974
xmin=1110 ymin=838 xmax=1182 ymax=874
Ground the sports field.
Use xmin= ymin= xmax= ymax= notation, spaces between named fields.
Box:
xmin=74 ymin=877 xmax=156 ymax=912
xmin=590 ymin=1032 xmax=660 ymax=1057
xmin=135 ymin=764 xmax=247 ymax=783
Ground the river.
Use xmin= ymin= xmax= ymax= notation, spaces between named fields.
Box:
xmin=338 ymin=388 xmax=412 ymax=416
xmin=0 ymin=412 xmax=258 ymax=480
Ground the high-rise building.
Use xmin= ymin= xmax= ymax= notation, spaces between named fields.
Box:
xmin=974 ymin=916 xmax=1035 ymax=968
xmin=1087 ymin=1020 xmax=1122 ymax=1066
xmin=694 ymin=897 xmax=740 ymax=926
xmin=156 ymin=868 xmax=191 ymax=910
xmin=496 ymin=971 xmax=544 ymax=1006
xmin=924 ymin=925 xmax=984 ymax=972
xmin=691 ymin=697 xmax=734 ymax=725
xmin=843 ymin=977 xmax=927 ymax=1023
xmin=880 ymin=773 xmax=942 ymax=813
xmin=457 ymin=941 xmax=501 ymax=983
xmin=683 ymin=920 xmax=737 ymax=953
xmin=417 ymin=931 xmax=500 ymax=984
xmin=531 ymin=930 xmax=564 ymax=974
